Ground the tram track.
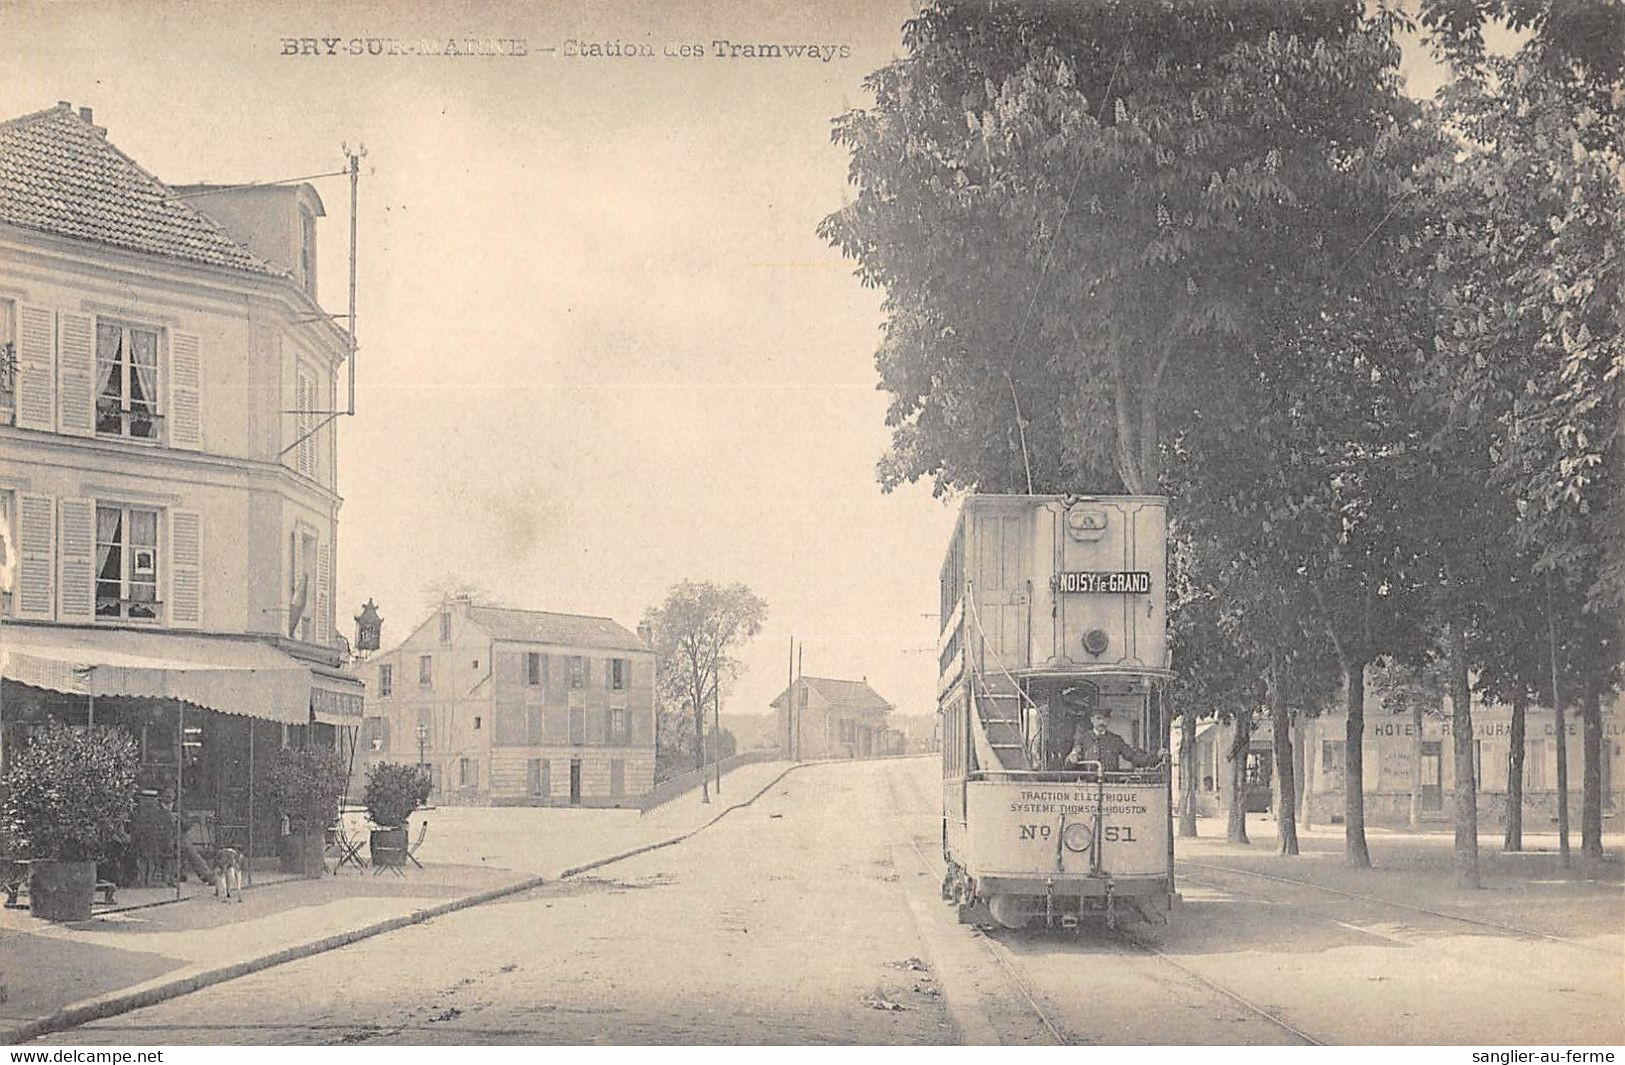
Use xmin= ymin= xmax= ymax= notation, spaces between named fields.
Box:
xmin=1108 ymin=928 xmax=1324 ymax=1046
xmin=899 ymin=833 xmax=1323 ymax=1046
xmin=1178 ymin=858 xmax=1617 ymax=956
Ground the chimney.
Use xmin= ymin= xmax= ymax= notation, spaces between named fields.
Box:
xmin=636 ymin=621 xmax=653 ymax=647
xmin=79 ymin=106 xmax=93 ymax=124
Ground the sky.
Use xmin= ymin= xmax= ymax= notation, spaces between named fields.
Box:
xmin=0 ymin=1 xmax=1464 ymax=725
xmin=2 ymin=0 xmax=956 ymax=720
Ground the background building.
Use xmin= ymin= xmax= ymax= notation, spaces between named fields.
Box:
xmin=769 ymin=675 xmax=893 ymax=760
xmin=1176 ymin=696 xmax=1622 ymax=828
xmin=355 ymin=598 xmax=655 ymax=806
xmin=0 ymin=102 xmax=362 ymax=861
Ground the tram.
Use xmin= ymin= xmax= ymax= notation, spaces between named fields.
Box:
xmin=937 ymin=495 xmax=1174 ymax=929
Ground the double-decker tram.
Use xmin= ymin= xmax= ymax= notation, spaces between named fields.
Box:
xmin=937 ymin=495 xmax=1174 ymax=930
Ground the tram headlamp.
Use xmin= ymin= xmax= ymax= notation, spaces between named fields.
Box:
xmin=1082 ymin=628 xmax=1109 ymax=656
xmin=1063 ymin=822 xmax=1094 ymax=853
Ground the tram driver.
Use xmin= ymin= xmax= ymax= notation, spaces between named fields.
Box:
xmin=1063 ymin=708 xmax=1162 ymax=774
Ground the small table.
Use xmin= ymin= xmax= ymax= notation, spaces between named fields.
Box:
xmin=331 ymin=830 xmax=368 ymax=874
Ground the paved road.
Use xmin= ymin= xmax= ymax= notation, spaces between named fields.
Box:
xmin=39 ymin=758 xmax=1625 ymax=1045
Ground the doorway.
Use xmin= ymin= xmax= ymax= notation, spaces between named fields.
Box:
xmin=1420 ymin=741 xmax=1443 ymax=811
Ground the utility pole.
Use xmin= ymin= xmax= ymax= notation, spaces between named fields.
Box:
xmin=796 ymin=642 xmax=804 ymax=762
xmin=713 ymin=679 xmax=722 ymax=795
xmin=785 ymin=637 xmax=795 ymax=760
xmin=343 ymin=143 xmax=363 ymax=417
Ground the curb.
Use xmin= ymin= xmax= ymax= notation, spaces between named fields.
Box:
xmin=2 ymin=760 xmax=814 ymax=1046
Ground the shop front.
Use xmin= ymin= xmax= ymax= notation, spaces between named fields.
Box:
xmin=0 ymin=626 xmax=364 ymax=868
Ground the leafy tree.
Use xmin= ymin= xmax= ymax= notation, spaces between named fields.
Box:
xmin=642 ymin=581 xmax=767 ymax=803
xmin=1166 ymin=532 xmax=1256 ymax=839
xmin=1415 ymin=0 xmax=1623 ymax=863
xmin=2 ymin=721 xmax=138 ymax=862
xmin=823 ymin=0 xmax=1423 ymax=499
xmin=826 ymin=0 xmax=1433 ymax=867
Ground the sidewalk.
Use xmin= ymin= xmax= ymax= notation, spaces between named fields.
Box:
xmin=0 ymin=759 xmax=800 ymax=1044
xmin=1174 ymin=814 xmax=1625 ymax=943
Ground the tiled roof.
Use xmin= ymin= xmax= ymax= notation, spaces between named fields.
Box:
xmin=772 ymin=675 xmax=892 ymax=715
xmin=467 ymin=605 xmax=649 ymax=653
xmin=0 ymin=103 xmax=281 ymax=276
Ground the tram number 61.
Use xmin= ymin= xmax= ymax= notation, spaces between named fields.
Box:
xmin=1018 ymin=824 xmax=1137 ymax=842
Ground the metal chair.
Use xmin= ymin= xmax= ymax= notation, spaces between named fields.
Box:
xmin=405 ymin=819 xmax=428 ymax=870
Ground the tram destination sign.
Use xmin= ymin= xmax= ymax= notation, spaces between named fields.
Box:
xmin=1052 ymin=570 xmax=1152 ymax=594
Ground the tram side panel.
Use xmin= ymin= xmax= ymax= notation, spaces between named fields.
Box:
xmin=964 ymin=779 xmax=1169 ymax=885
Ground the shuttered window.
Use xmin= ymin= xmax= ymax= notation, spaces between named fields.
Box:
xmin=13 ymin=305 xmax=54 ymax=432
xmin=379 ymin=664 xmax=393 ymax=697
xmin=94 ymin=503 xmax=161 ymax=621
xmin=0 ymin=491 xmax=12 ymax=615
xmin=15 ymin=494 xmax=55 ymax=618
xmin=494 ymin=699 xmax=528 ymax=747
xmin=95 ymin=322 xmax=161 ymax=441
xmin=294 ymin=366 xmax=316 ymax=478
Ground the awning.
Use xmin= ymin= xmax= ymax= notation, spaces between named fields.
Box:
xmin=0 ymin=625 xmax=312 ymax=725
xmin=310 ymin=669 xmax=365 ymax=724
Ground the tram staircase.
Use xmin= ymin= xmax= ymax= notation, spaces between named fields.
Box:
xmin=972 ymin=683 xmax=1035 ymax=772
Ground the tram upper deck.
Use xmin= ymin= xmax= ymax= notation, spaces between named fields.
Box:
xmin=937 ymin=494 xmax=1170 ymax=696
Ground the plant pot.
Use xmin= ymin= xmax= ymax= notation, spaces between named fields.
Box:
xmin=30 ymin=859 xmax=97 ymax=922
xmin=279 ymin=832 xmax=326 ymax=878
xmin=370 ymin=826 xmax=408 ymax=867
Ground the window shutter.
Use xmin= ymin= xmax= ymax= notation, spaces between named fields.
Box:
xmin=16 ymin=493 xmax=55 ymax=619
xmin=14 ymin=305 xmax=55 ymax=432
xmin=294 ymin=370 xmax=315 ymax=478
xmin=56 ymin=313 xmax=95 ymax=437
xmin=57 ymin=498 xmax=95 ymax=621
xmin=169 ymin=509 xmax=202 ymax=629
xmin=168 ymin=330 xmax=202 ymax=450
xmin=315 ymin=541 xmax=331 ymax=645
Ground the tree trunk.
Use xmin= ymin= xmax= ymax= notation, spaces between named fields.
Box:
xmin=1409 ymin=696 xmax=1424 ymax=831
xmin=1226 ymin=711 xmax=1251 ymax=845
xmin=1447 ymin=621 xmax=1480 ymax=889
xmin=1547 ymin=579 xmax=1571 ymax=869
xmin=1269 ymin=652 xmax=1299 ymax=856
xmin=1504 ymin=691 xmax=1526 ymax=852
xmin=1340 ymin=647 xmax=1372 ymax=867
xmin=1292 ymin=712 xmax=1308 ymax=831
xmin=1178 ymin=704 xmax=1198 ymax=838
xmin=693 ymin=692 xmax=709 ymax=804
xmin=1139 ymin=385 xmax=1161 ymax=491
xmin=1581 ymin=677 xmax=1604 ymax=860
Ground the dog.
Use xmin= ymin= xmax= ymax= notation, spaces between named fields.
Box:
xmin=212 ymin=847 xmax=245 ymax=903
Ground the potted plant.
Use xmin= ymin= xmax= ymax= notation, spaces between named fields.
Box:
xmin=266 ymin=746 xmax=348 ymax=878
xmin=363 ymin=762 xmax=431 ymax=868
xmin=1 ymin=721 xmax=138 ymax=921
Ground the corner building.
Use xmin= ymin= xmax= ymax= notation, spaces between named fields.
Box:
xmin=0 ymin=103 xmax=362 ymax=860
